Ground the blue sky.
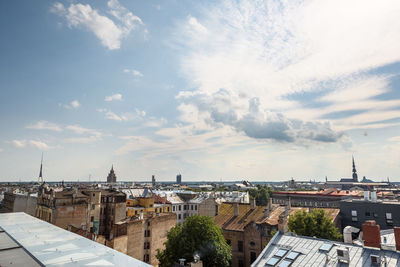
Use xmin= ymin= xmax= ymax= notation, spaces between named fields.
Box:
xmin=1 ymin=0 xmax=400 ymax=182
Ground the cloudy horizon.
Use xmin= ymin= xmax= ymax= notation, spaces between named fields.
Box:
xmin=1 ymin=0 xmax=400 ymax=182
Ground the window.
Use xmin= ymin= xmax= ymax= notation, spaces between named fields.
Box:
xmin=365 ymin=211 xmax=371 ymax=217
xmin=144 ymin=230 xmax=151 ymax=237
xmin=191 ymin=205 xmax=193 ymax=210
xmin=278 ymin=260 xmax=292 ymax=267
xmin=195 ymin=205 xmax=197 ymax=211
xmin=150 ymin=204 xmax=153 ymax=207
xmin=92 ymin=204 xmax=95 ymax=210
xmin=250 ymin=241 xmax=256 ymax=247
xmin=238 ymin=259 xmax=244 ymax=267
xmin=173 ymin=206 xmax=175 ymax=211
xmin=91 ymin=216 xmax=94 ymax=222
xmin=266 ymin=257 xmax=279 ymax=266
xmin=226 ymin=239 xmax=231 ymax=245
xmin=275 ymin=249 xmax=288 ymax=258
xmin=286 ymin=252 xmax=300 ymax=260
xmin=179 ymin=205 xmax=182 ymax=211
xmin=90 ymin=227 xmax=93 ymax=233
xmin=319 ymin=243 xmax=333 ymax=252
xmin=351 ymin=210 xmax=358 ymax=222
xmin=144 ymin=242 xmax=150 ymax=249
xmin=168 ymin=207 xmax=170 ymax=212
xmin=250 ymin=251 xmax=257 ymax=263
xmin=238 ymin=240 xmax=243 ymax=252
xmin=178 ymin=214 xmax=181 ymax=220
xmin=386 ymin=213 xmax=393 ymax=225
xmin=148 ymin=222 xmax=151 ymax=226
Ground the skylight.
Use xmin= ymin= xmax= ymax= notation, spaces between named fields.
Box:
xmin=285 ymin=251 xmax=300 ymax=261
xmin=278 ymin=260 xmax=292 ymax=267
xmin=275 ymin=249 xmax=288 ymax=258
xmin=319 ymin=243 xmax=333 ymax=252
xmin=266 ymin=257 xmax=280 ymax=266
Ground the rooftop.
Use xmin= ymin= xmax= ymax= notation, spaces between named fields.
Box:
xmin=252 ymin=231 xmax=400 ymax=267
xmin=0 ymin=212 xmax=151 ymax=267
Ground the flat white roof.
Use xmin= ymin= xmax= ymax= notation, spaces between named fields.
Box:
xmin=0 ymin=212 xmax=152 ymax=267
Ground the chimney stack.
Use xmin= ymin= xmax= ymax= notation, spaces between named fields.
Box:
xmin=363 ymin=191 xmax=370 ymax=201
xmin=250 ymin=198 xmax=256 ymax=210
xmin=394 ymin=227 xmax=400 ymax=251
xmin=371 ymin=191 xmax=377 ymax=202
xmin=362 ymin=220 xmax=381 ymax=248
xmin=234 ymin=203 xmax=239 ymax=216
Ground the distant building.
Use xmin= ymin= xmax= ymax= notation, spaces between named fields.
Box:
xmin=103 ymin=212 xmax=176 ymax=266
xmin=0 ymin=190 xmax=37 ymax=216
xmin=272 ymin=188 xmax=363 ymax=208
xmin=176 ymin=174 xmax=182 ymax=184
xmin=151 ymin=175 xmax=156 ymax=187
xmin=0 ymin=212 xmax=151 ymax=267
xmin=107 ymin=165 xmax=117 ymax=183
xmin=340 ymin=156 xmax=359 ymax=182
xmin=340 ymin=191 xmax=400 ymax=231
xmin=35 ymin=186 xmax=126 ymax=238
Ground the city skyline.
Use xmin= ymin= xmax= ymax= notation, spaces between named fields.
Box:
xmin=1 ymin=0 xmax=400 ymax=181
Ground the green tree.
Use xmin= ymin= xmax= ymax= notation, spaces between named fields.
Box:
xmin=156 ymin=215 xmax=232 ymax=267
xmin=248 ymin=185 xmax=273 ymax=206
xmin=288 ymin=209 xmax=342 ymax=241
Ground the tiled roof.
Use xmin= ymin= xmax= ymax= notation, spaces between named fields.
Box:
xmin=215 ymin=203 xmax=340 ymax=232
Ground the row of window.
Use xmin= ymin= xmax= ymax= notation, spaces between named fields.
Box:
xmin=351 ymin=210 xmax=393 ymax=225
xmin=172 ymin=204 xmax=198 ymax=212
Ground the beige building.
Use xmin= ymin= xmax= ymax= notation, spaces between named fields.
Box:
xmin=0 ymin=190 xmax=37 ymax=216
xmin=105 ymin=212 xmax=176 ymax=266
xmin=35 ymin=185 xmax=126 ymax=239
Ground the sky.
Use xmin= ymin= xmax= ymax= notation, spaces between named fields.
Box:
xmin=1 ymin=0 xmax=400 ymax=182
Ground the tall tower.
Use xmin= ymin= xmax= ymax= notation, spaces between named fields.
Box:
xmin=176 ymin=174 xmax=182 ymax=184
xmin=352 ymin=156 xmax=358 ymax=182
xmin=38 ymin=153 xmax=43 ymax=183
xmin=107 ymin=165 xmax=117 ymax=183
xmin=152 ymin=175 xmax=156 ymax=187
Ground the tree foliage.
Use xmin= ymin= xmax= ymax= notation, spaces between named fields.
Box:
xmin=156 ymin=215 xmax=232 ymax=267
xmin=248 ymin=185 xmax=273 ymax=206
xmin=288 ymin=209 xmax=342 ymax=241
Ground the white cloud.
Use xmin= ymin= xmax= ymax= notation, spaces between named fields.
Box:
xmin=60 ymin=100 xmax=81 ymax=109
xmin=0 ymin=148 xmax=3 ymax=152
xmin=26 ymin=121 xmax=63 ymax=132
xmin=29 ymin=140 xmax=52 ymax=150
xmin=105 ymin=111 xmax=128 ymax=121
xmin=12 ymin=140 xmax=53 ymax=150
xmin=12 ymin=140 xmax=27 ymax=148
xmin=105 ymin=93 xmax=123 ymax=102
xmin=388 ymin=136 xmax=400 ymax=142
xmin=173 ymin=0 xmax=400 ymax=144
xmin=123 ymin=69 xmax=143 ymax=77
xmin=51 ymin=0 xmax=143 ymax=50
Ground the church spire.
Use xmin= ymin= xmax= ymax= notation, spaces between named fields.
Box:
xmin=352 ymin=155 xmax=358 ymax=182
xmin=38 ymin=153 xmax=43 ymax=183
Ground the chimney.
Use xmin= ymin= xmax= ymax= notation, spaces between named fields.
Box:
xmin=371 ymin=191 xmax=377 ymax=202
xmin=278 ymin=211 xmax=288 ymax=233
xmin=363 ymin=191 xmax=370 ymax=201
xmin=250 ymin=198 xmax=256 ymax=210
xmin=394 ymin=227 xmax=400 ymax=251
xmin=234 ymin=203 xmax=239 ymax=216
xmin=264 ymin=208 xmax=270 ymax=218
xmin=268 ymin=198 xmax=273 ymax=211
xmin=362 ymin=220 xmax=381 ymax=248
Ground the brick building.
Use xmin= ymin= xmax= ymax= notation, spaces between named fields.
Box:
xmin=35 ymin=185 xmax=126 ymax=238
xmin=215 ymin=200 xmax=340 ymax=267
xmin=104 ymin=212 xmax=176 ymax=266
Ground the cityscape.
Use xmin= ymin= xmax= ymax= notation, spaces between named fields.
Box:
xmin=1 ymin=0 xmax=400 ymax=267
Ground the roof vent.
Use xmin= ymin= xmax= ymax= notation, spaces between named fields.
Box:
xmin=336 ymin=248 xmax=350 ymax=263
xmin=370 ymin=255 xmax=380 ymax=265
